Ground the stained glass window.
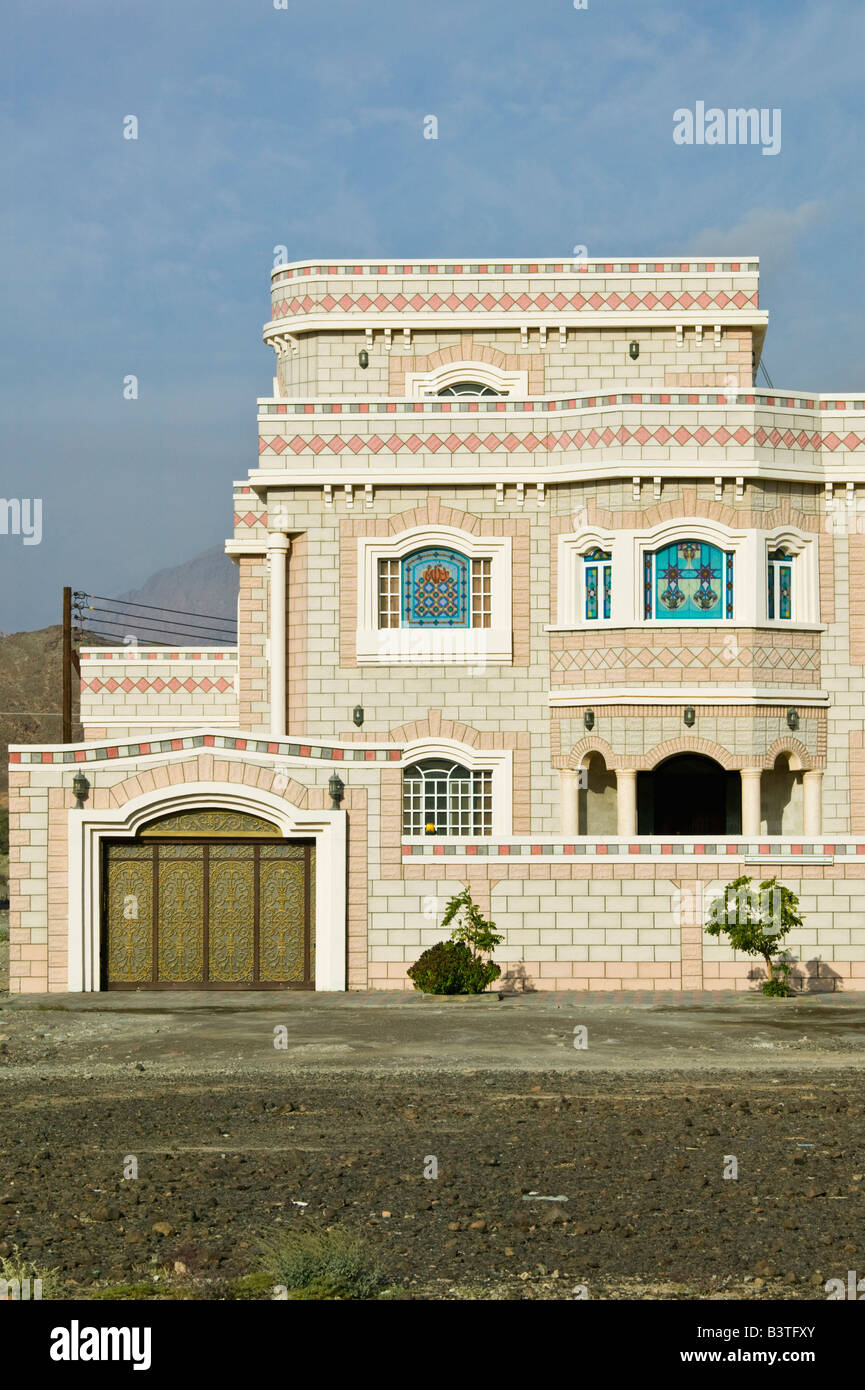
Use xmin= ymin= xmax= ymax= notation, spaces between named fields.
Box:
xmin=402 ymin=760 xmax=493 ymax=836
xmin=645 ymin=541 xmax=734 ymax=620
xmin=378 ymin=548 xmax=492 ymax=628
xmin=768 ymin=549 xmax=794 ymax=620
xmin=583 ymin=548 xmax=612 ymax=621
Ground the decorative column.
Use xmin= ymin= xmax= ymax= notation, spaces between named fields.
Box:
xmin=740 ymin=767 xmax=762 ymax=837
xmin=268 ymin=533 xmax=290 ymax=737
xmin=616 ymin=769 xmax=638 ymax=837
xmin=803 ymin=770 xmax=823 ymax=836
xmin=560 ymin=769 xmax=579 ymax=836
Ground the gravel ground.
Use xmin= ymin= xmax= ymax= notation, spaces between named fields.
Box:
xmin=0 ymin=1067 xmax=862 ymax=1300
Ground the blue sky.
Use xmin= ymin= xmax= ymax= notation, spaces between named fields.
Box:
xmin=1 ymin=0 xmax=864 ymax=631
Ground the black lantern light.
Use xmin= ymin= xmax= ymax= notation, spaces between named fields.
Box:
xmin=352 ymin=705 xmax=364 ymax=728
xmin=72 ymin=771 xmax=91 ymax=809
xmin=629 ymin=341 xmax=640 ymax=360
xmin=787 ymin=707 xmax=799 ymax=731
xmin=358 ymin=349 xmax=369 ymax=369
xmin=584 ymin=708 xmax=595 ymax=731
xmin=683 ymin=706 xmax=696 ymax=728
xmin=328 ymin=771 xmax=345 ymax=809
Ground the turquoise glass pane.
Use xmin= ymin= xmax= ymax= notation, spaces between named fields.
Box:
xmin=653 ymin=541 xmax=726 ymax=620
xmin=402 ymin=548 xmax=469 ymax=628
xmin=585 ymin=565 xmax=598 ymax=620
xmin=603 ymin=563 xmax=611 ymax=620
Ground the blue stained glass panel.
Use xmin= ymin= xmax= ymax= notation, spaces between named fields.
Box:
xmin=652 ymin=541 xmax=729 ymax=620
xmin=402 ymin=548 xmax=469 ymax=628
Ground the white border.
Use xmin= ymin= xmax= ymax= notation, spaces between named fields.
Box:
xmin=356 ymin=523 xmax=512 ymax=664
xmin=399 ymin=737 xmax=513 ymax=838
xmin=556 ymin=517 xmax=820 ymax=629
xmin=67 ymin=782 xmax=347 ymax=994
xmin=405 ymin=361 xmax=528 ymax=399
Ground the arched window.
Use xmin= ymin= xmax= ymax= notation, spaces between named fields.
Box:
xmin=644 ymin=540 xmax=734 ymax=620
xmin=436 ymin=381 xmax=505 ymax=397
xmin=402 ymin=760 xmax=493 ymax=836
xmin=767 ymin=549 xmax=794 ymax=620
xmin=378 ymin=547 xmax=491 ymax=629
xmin=582 ymin=547 xmax=612 ymax=621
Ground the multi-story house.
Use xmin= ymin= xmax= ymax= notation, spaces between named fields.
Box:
xmin=8 ymin=255 xmax=865 ymax=994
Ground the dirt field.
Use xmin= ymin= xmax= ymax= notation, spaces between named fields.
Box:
xmin=0 ymin=991 xmax=863 ymax=1299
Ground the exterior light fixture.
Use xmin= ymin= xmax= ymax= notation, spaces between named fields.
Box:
xmin=352 ymin=705 xmax=364 ymax=728
xmin=787 ymin=707 xmax=799 ymax=731
xmin=328 ymin=772 xmax=345 ymax=809
xmin=358 ymin=349 xmax=369 ymax=369
xmin=72 ymin=772 xmax=91 ymax=809
xmin=629 ymin=341 xmax=640 ymax=360
xmin=683 ymin=706 xmax=696 ymax=728
xmin=584 ymin=708 xmax=595 ymax=731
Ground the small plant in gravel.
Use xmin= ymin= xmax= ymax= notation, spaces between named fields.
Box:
xmin=0 ymin=1245 xmax=59 ymax=1299
xmin=262 ymin=1226 xmax=386 ymax=1300
xmin=407 ymin=888 xmax=504 ymax=995
xmin=704 ymin=874 xmax=802 ymax=996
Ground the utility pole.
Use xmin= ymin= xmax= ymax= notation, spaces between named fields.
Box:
xmin=62 ymin=586 xmax=72 ymax=743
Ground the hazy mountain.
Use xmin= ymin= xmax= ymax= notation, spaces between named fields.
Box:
xmin=79 ymin=546 xmax=239 ymax=646
xmin=1 ymin=547 xmax=238 ymax=795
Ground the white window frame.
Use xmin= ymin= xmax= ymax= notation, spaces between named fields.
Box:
xmin=553 ymin=519 xmax=821 ymax=630
xmin=404 ymin=361 xmax=528 ymax=399
xmin=357 ymin=524 xmax=512 ymax=665
xmin=399 ymin=737 xmax=512 ymax=839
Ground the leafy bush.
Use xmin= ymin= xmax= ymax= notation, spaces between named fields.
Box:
xmin=407 ymin=939 xmax=500 ymax=994
xmin=0 ymin=807 xmax=8 ymax=856
xmin=407 ymin=888 xmax=504 ymax=994
xmin=704 ymin=874 xmax=802 ymax=997
xmin=263 ymin=1227 xmax=385 ymax=1301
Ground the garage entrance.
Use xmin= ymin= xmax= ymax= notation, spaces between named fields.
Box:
xmin=102 ymin=810 xmax=314 ymax=989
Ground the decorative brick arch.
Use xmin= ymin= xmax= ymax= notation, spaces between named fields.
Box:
xmin=564 ymin=736 xmax=617 ymax=771
xmin=107 ymin=752 xmax=316 ymax=813
xmin=390 ymin=334 xmax=543 ymax=396
xmin=762 ymin=738 xmax=813 ymax=772
xmin=640 ymin=738 xmax=739 ymax=772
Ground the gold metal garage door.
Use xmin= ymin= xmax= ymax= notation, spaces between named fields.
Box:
xmin=102 ymin=810 xmax=314 ymax=990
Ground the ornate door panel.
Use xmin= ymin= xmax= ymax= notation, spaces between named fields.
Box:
xmin=103 ymin=832 xmax=313 ymax=990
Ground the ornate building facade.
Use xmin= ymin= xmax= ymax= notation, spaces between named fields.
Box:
xmin=9 ymin=256 xmax=865 ymax=993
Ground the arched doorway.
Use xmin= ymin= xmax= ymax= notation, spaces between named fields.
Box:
xmin=638 ymin=754 xmax=741 ymax=835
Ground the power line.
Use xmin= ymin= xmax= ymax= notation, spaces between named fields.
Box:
xmin=78 ymin=610 xmax=236 ymax=641
xmin=76 ymin=592 xmax=236 ymax=623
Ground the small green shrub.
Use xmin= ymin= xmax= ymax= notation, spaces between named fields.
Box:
xmin=0 ymin=1246 xmax=59 ymax=1299
xmin=263 ymin=1227 xmax=385 ymax=1301
xmin=407 ymin=939 xmax=500 ymax=994
xmin=408 ymin=888 xmax=503 ymax=994
xmin=704 ymin=874 xmax=802 ymax=996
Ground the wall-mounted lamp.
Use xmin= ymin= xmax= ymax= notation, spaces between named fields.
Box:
xmin=328 ymin=772 xmax=345 ymax=810
xmin=352 ymin=705 xmax=364 ymax=728
xmin=584 ymin=708 xmax=595 ymax=731
xmin=72 ymin=771 xmax=91 ymax=809
xmin=358 ymin=349 xmax=369 ymax=369
xmin=683 ymin=706 xmax=696 ymax=728
xmin=629 ymin=341 xmax=640 ymax=360
xmin=787 ymin=707 xmax=799 ymax=731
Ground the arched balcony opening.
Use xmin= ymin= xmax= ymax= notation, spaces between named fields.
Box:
xmin=637 ymin=754 xmax=741 ymax=835
xmin=761 ymin=753 xmax=804 ymax=834
xmin=577 ymin=752 xmax=618 ymax=835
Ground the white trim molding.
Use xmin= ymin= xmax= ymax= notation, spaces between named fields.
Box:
xmin=549 ymin=686 xmax=830 ymax=707
xmin=556 ymin=516 xmax=820 ymax=630
xmin=402 ymin=361 xmax=528 ymax=398
xmin=399 ymin=736 xmax=513 ymax=838
xmin=356 ymin=523 xmax=513 ymax=665
xmin=67 ymin=782 xmax=347 ymax=994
